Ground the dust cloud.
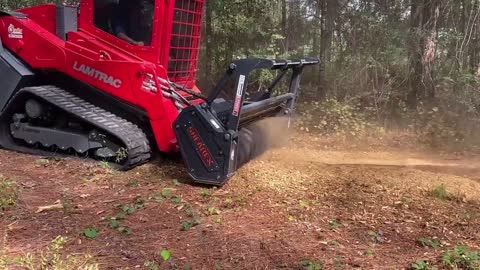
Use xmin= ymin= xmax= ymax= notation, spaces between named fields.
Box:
xmin=236 ymin=117 xmax=292 ymax=168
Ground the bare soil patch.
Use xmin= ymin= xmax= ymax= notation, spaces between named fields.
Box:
xmin=1 ymin=132 xmax=479 ymax=269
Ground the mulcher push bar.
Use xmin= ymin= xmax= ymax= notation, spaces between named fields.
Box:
xmin=174 ymin=58 xmax=320 ymax=185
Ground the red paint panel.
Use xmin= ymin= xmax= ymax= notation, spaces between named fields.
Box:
xmin=0 ymin=0 xmax=206 ymax=154
xmin=0 ymin=16 xmax=65 ymax=68
xmin=17 ymin=4 xmax=57 ymax=35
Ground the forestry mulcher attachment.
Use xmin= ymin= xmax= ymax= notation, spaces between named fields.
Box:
xmin=0 ymin=0 xmax=318 ymax=185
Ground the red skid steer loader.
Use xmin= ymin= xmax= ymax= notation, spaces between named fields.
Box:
xmin=0 ymin=0 xmax=318 ymax=185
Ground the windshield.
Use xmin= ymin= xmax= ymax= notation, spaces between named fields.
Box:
xmin=94 ymin=0 xmax=154 ymax=46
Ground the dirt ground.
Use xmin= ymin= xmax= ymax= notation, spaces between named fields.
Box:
xmin=1 ymin=131 xmax=480 ymax=269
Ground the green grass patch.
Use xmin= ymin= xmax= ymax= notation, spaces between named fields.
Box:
xmin=200 ymin=188 xmax=212 ymax=199
xmin=442 ymin=245 xmax=480 ymax=270
xmin=300 ymin=259 xmax=324 ymax=270
xmin=410 ymin=260 xmax=436 ymax=270
xmin=418 ymin=237 xmax=441 ymax=249
xmin=410 ymin=245 xmax=480 ymax=270
xmin=0 ymin=236 xmax=98 ymax=269
xmin=329 ymin=219 xmax=341 ymax=230
xmin=181 ymin=218 xmax=200 ymax=231
xmin=0 ymin=176 xmax=18 ymax=211
xmin=431 ymin=184 xmax=450 ymax=200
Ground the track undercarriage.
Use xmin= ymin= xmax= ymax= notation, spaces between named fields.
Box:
xmin=0 ymin=86 xmax=151 ymax=169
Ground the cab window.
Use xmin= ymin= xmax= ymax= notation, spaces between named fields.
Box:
xmin=94 ymin=0 xmax=154 ymax=46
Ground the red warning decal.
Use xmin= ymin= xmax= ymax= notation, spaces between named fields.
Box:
xmin=232 ymin=75 xmax=246 ymax=117
xmin=187 ymin=126 xmax=217 ymax=170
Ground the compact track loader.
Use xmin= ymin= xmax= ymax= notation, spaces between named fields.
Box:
xmin=0 ymin=0 xmax=318 ymax=185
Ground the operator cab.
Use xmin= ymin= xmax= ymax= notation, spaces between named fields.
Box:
xmin=90 ymin=0 xmax=202 ymax=83
xmin=93 ymin=0 xmax=154 ymax=46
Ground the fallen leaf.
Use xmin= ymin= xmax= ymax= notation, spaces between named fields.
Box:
xmin=160 ymin=249 xmax=171 ymax=261
xmin=83 ymin=228 xmax=98 ymax=239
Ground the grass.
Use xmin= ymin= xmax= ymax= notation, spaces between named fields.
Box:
xmin=300 ymin=259 xmax=324 ymax=270
xmin=411 ymin=260 xmax=435 ymax=270
xmin=200 ymin=188 xmax=212 ymax=199
xmin=442 ymin=245 xmax=480 ymax=270
xmin=0 ymin=176 xmax=18 ymax=211
xmin=367 ymin=230 xmax=385 ymax=244
xmin=431 ymin=184 xmax=450 ymax=200
xmin=181 ymin=219 xmax=200 ymax=231
xmin=205 ymin=207 xmax=221 ymax=216
xmin=0 ymin=236 xmax=98 ymax=270
xmin=418 ymin=237 xmax=441 ymax=249
xmin=410 ymin=245 xmax=480 ymax=270
xmin=364 ymin=249 xmax=375 ymax=257
xmin=115 ymin=148 xmax=129 ymax=163
xmin=329 ymin=219 xmax=341 ymax=230
xmin=99 ymin=161 xmax=114 ymax=174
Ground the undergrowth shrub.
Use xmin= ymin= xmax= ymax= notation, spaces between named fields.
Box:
xmin=412 ymin=105 xmax=465 ymax=148
xmin=442 ymin=245 xmax=480 ymax=270
xmin=297 ymin=99 xmax=377 ymax=138
xmin=297 ymin=72 xmax=480 ymax=153
xmin=412 ymin=75 xmax=480 ymax=151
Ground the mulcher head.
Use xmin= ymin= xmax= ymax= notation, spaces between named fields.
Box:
xmin=174 ymin=58 xmax=319 ymax=185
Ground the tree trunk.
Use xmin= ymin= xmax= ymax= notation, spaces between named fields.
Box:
xmin=318 ymin=0 xmax=327 ymax=100
xmin=469 ymin=0 xmax=480 ymax=73
xmin=317 ymin=0 xmax=336 ymax=100
xmin=204 ymin=0 xmax=213 ymax=86
xmin=408 ymin=0 xmax=440 ymax=107
xmin=421 ymin=0 xmax=440 ymax=100
xmin=281 ymin=0 xmax=289 ymax=54
xmin=408 ymin=1 xmax=422 ymax=108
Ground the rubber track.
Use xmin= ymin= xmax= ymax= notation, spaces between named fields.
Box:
xmin=15 ymin=86 xmax=151 ymax=169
